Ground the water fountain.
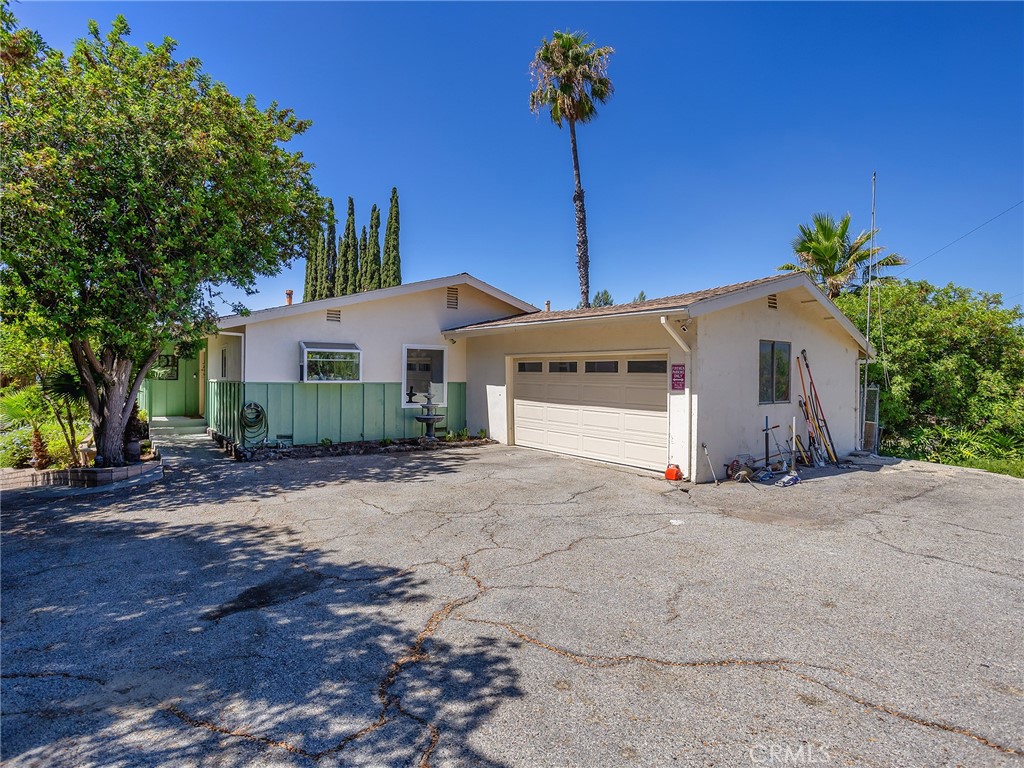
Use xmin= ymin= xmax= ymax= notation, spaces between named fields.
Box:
xmin=413 ymin=390 xmax=445 ymax=442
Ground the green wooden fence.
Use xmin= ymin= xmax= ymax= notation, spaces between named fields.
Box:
xmin=140 ymin=356 xmax=201 ymax=417
xmin=207 ymin=380 xmax=467 ymax=447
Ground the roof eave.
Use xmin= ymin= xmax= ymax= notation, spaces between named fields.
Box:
xmin=444 ymin=305 xmax=692 ymax=336
xmin=215 ymin=273 xmax=537 ymax=330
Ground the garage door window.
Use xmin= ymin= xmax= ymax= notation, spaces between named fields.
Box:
xmin=548 ymin=361 xmax=578 ymax=373
xmin=759 ymin=340 xmax=791 ymax=403
xmin=585 ymin=360 xmax=619 ymax=373
xmin=517 ymin=361 xmax=542 ymax=373
xmin=403 ymin=345 xmax=447 ymax=406
xmin=627 ymin=360 xmax=667 ymax=374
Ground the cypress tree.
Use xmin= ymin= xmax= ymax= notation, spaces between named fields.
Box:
xmin=324 ymin=198 xmax=338 ymax=297
xmin=334 ymin=197 xmax=356 ymax=296
xmin=335 ymin=232 xmax=348 ymax=297
xmin=382 ymin=187 xmax=401 ymax=287
xmin=358 ymin=226 xmax=369 ymax=292
xmin=363 ymin=204 xmax=382 ymax=292
xmin=313 ymin=230 xmax=328 ymax=300
xmin=302 ymin=229 xmax=315 ymax=302
xmin=344 ymin=197 xmax=359 ymax=296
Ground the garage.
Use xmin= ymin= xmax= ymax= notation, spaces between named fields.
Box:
xmin=512 ymin=354 xmax=669 ymax=471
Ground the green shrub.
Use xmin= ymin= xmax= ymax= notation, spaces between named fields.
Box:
xmin=956 ymin=457 xmax=1024 ymax=479
xmin=476 ymin=428 xmax=488 ymax=439
xmin=0 ymin=426 xmax=33 ymax=468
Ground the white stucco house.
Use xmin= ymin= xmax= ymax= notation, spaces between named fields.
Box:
xmin=184 ymin=271 xmax=868 ymax=482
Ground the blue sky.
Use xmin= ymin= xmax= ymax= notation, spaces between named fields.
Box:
xmin=19 ymin=1 xmax=1024 ymax=312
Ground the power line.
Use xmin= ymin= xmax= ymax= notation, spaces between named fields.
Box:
xmin=893 ymin=200 xmax=1023 ymax=277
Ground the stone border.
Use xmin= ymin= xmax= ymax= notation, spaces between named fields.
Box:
xmin=0 ymin=460 xmax=164 ymax=490
xmin=206 ymin=427 xmax=495 ymax=462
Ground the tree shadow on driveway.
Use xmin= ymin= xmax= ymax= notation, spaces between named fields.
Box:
xmin=2 ymin=504 xmax=521 ymax=766
xmin=1 ymin=447 xmax=490 ymax=520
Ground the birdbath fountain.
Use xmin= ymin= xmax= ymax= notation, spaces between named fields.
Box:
xmin=413 ymin=390 xmax=445 ymax=442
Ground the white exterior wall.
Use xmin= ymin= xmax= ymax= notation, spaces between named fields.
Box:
xmin=216 ymin=285 xmax=517 ymax=384
xmin=692 ymin=287 xmax=861 ymax=482
xmin=208 ymin=335 xmax=243 ymax=381
xmin=464 ymin=315 xmax=694 ymax=474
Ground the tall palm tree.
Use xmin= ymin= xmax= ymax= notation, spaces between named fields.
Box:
xmin=778 ymin=213 xmax=906 ymax=299
xmin=530 ymin=30 xmax=614 ymax=308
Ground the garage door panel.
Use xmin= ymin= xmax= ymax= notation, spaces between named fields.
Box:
xmin=545 ymin=405 xmax=581 ymax=426
xmin=546 ymin=429 xmax=582 ymax=451
xmin=516 ymin=382 xmax=546 ymax=400
xmin=624 ymin=411 xmax=669 ymax=437
xmin=546 ymin=383 xmax=583 ymax=402
xmin=624 ymin=386 xmax=667 ymax=408
xmin=624 ymin=440 xmax=668 ymax=467
xmin=515 ymin=401 xmax=547 ymax=421
xmin=581 ymin=434 xmax=622 ymax=462
xmin=514 ymin=425 xmax=547 ymax=444
xmin=581 ymin=408 xmax=622 ymax=431
xmin=581 ymin=384 xmax=625 ymax=406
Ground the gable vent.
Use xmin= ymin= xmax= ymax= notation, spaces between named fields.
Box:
xmin=767 ymin=294 xmax=778 ymax=310
xmin=325 ymin=309 xmax=342 ymax=322
xmin=446 ymin=286 xmax=459 ymax=309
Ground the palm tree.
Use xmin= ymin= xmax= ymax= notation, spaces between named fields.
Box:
xmin=779 ymin=213 xmax=905 ymax=299
xmin=530 ymin=30 xmax=614 ymax=308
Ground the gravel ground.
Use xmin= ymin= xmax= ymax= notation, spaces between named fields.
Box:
xmin=2 ymin=443 xmax=1022 ymax=767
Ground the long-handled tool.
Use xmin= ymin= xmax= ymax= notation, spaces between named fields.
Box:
xmin=800 ymin=349 xmax=838 ymax=463
xmin=797 ymin=361 xmax=832 ymax=465
xmin=793 ymin=434 xmax=811 ymax=466
xmin=765 ymin=423 xmax=789 ymax=471
xmin=701 ymin=443 xmax=720 ymax=486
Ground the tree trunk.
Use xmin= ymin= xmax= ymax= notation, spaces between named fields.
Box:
xmin=568 ymin=119 xmax=590 ymax=308
xmin=69 ymin=341 xmax=160 ymax=467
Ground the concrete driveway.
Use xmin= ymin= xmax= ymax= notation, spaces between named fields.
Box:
xmin=2 ymin=446 xmax=1022 ymax=767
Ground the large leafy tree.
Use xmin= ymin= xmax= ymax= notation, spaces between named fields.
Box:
xmin=779 ymin=213 xmax=905 ymax=299
xmin=530 ymin=30 xmax=614 ymax=309
xmin=0 ymin=14 xmax=325 ymax=465
xmin=835 ymin=280 xmax=1024 ymax=454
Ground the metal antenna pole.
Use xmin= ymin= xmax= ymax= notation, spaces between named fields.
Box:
xmin=861 ymin=172 xmax=876 ymax=451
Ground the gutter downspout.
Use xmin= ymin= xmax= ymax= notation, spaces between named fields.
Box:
xmin=661 ymin=316 xmax=693 ymax=480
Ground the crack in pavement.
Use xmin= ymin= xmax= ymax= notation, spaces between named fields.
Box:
xmin=869 ymin=510 xmax=1010 ymax=538
xmin=458 ymin=618 xmax=1024 ymax=758
xmin=502 ymin=524 xmax=671 ymax=571
xmin=867 ymin=533 xmax=1023 ymax=583
xmin=2 ymin=671 xmax=106 ymax=685
xmin=665 ymin=584 xmax=686 ymax=623
xmin=786 ymin=669 xmax=1024 ymax=757
xmin=358 ymin=499 xmax=391 ymax=515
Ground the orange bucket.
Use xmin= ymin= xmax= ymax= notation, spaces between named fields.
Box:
xmin=665 ymin=464 xmax=682 ymax=481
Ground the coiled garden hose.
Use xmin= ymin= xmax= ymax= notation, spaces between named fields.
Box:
xmin=239 ymin=401 xmax=268 ymax=448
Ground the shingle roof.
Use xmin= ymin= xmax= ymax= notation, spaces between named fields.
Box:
xmin=447 ymin=274 xmax=796 ymax=332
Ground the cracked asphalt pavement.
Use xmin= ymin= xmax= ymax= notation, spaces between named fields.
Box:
xmin=2 ymin=445 xmax=1022 ymax=767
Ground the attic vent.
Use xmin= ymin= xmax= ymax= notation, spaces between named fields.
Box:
xmin=446 ymin=287 xmax=459 ymax=309
xmin=326 ymin=309 xmax=342 ymax=322
xmin=767 ymin=294 xmax=778 ymax=310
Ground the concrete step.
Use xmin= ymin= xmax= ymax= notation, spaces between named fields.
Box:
xmin=149 ymin=417 xmax=208 ymax=437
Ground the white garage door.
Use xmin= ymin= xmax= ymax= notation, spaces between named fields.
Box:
xmin=513 ymin=354 xmax=668 ymax=471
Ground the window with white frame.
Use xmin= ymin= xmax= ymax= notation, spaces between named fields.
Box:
xmin=403 ymin=345 xmax=447 ymax=406
xmin=300 ymin=342 xmax=361 ymax=382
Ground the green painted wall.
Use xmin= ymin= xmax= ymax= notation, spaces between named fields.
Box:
xmin=207 ymin=381 xmax=467 ymax=447
xmin=140 ymin=356 xmax=201 ymax=417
